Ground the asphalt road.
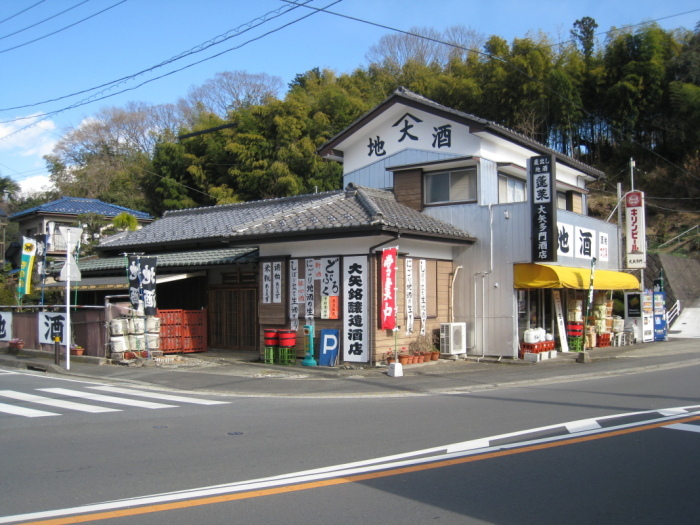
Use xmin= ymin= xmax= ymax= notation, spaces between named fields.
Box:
xmin=1 ymin=358 xmax=699 ymax=524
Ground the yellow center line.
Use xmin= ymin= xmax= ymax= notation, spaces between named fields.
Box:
xmin=22 ymin=414 xmax=700 ymax=525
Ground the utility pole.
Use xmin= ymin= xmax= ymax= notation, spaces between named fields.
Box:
xmin=630 ymin=157 xmax=635 ymax=191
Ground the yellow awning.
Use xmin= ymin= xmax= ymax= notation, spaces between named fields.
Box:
xmin=514 ymin=264 xmax=640 ymax=290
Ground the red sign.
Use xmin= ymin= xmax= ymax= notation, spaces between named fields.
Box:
xmin=381 ymin=247 xmax=398 ymax=329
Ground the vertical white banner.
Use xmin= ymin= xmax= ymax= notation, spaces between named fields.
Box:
xmin=343 ymin=256 xmax=368 ymax=363
xmin=419 ymin=259 xmax=427 ymax=336
xmin=272 ymin=261 xmax=282 ymax=303
xmin=305 ymin=258 xmax=315 ymax=323
xmin=405 ymin=258 xmax=414 ymax=335
xmin=262 ymin=262 xmax=272 ymax=304
xmin=289 ymin=259 xmax=299 ymax=331
xmin=598 ymin=232 xmax=609 ymax=262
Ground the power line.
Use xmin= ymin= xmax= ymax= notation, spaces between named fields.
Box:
xmin=0 ymin=0 xmax=48 ymax=25
xmin=0 ymin=0 xmax=93 ymax=41
xmin=0 ymin=0 xmax=341 ymax=142
xmin=0 ymin=0 xmax=316 ymax=114
xmin=0 ymin=0 xmax=126 ymax=55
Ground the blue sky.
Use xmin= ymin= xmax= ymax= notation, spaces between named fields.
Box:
xmin=1 ymin=0 xmax=699 ymax=195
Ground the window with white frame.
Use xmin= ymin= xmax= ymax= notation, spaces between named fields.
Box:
xmin=425 ymin=168 xmax=477 ymax=204
xmin=498 ymin=173 xmax=527 ymax=203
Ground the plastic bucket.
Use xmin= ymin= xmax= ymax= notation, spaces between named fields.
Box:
xmin=566 ymin=323 xmax=583 ymax=336
xmin=110 ymin=336 xmax=127 ymax=352
xmin=277 ymin=330 xmax=296 ymax=348
xmin=263 ymin=329 xmax=278 ymax=347
xmin=110 ymin=319 xmax=127 ymax=336
xmin=146 ymin=317 xmax=161 ymax=333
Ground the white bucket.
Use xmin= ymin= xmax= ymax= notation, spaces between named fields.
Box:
xmin=129 ymin=317 xmax=146 ymax=334
xmin=146 ymin=317 xmax=161 ymax=333
xmin=111 ymin=336 xmax=127 ymax=352
xmin=146 ymin=333 xmax=160 ymax=350
xmin=524 ymin=329 xmax=541 ymax=343
xmin=110 ymin=319 xmax=127 ymax=336
xmin=128 ymin=334 xmax=145 ymax=351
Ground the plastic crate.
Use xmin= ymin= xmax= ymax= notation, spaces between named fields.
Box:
xmin=597 ymin=332 xmax=612 ymax=348
xmin=568 ymin=336 xmax=583 ymax=352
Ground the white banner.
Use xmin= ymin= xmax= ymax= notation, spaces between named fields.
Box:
xmin=598 ymin=232 xmax=609 ymax=262
xmin=321 ymin=257 xmax=340 ymax=296
xmin=305 ymin=259 xmax=316 ymax=323
xmin=343 ymin=256 xmax=368 ymax=363
xmin=419 ymin=259 xmax=427 ymax=336
xmin=289 ymin=259 xmax=299 ymax=331
xmin=272 ymin=261 xmax=282 ymax=303
xmin=405 ymin=258 xmax=414 ymax=335
xmin=262 ymin=262 xmax=272 ymax=304
xmin=574 ymin=226 xmax=596 ymax=260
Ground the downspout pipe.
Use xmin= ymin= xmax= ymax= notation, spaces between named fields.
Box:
xmin=478 ymin=205 xmax=494 ymax=361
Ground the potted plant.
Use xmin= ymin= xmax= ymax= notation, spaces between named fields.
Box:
xmin=70 ymin=344 xmax=85 ymax=356
xmin=8 ymin=338 xmax=24 ymax=350
xmin=384 ymin=349 xmax=395 ymax=364
xmin=398 ymin=348 xmax=409 ymax=365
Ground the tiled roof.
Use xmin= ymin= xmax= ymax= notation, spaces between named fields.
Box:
xmin=67 ymin=247 xmax=258 ymax=273
xmin=9 ymin=197 xmax=152 ymax=220
xmin=98 ymin=184 xmax=474 ymax=250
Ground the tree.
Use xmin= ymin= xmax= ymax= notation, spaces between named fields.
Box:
xmin=0 ymin=175 xmax=20 ymax=202
xmin=182 ymin=71 xmax=283 ymax=118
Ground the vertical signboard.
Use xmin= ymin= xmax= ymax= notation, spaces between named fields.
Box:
xmin=405 ymin=258 xmax=414 ymax=335
xmin=625 ymin=191 xmax=646 ymax=269
xmin=0 ymin=312 xmax=12 ymax=341
xmin=17 ymin=237 xmax=37 ymax=297
xmin=128 ymin=256 xmax=157 ymax=316
xmin=529 ymin=155 xmax=557 ymax=262
xmin=380 ymin=247 xmax=398 ymax=330
xmin=343 ymin=256 xmax=368 ymax=363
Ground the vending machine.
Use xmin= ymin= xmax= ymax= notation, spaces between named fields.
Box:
xmin=653 ymin=292 xmax=668 ymax=341
xmin=624 ymin=292 xmax=654 ymax=343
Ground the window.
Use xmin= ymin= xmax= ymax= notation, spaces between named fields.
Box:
xmin=557 ymin=192 xmax=567 ymax=210
xmin=425 ymin=168 xmax=477 ymax=204
xmin=498 ymin=173 xmax=527 ymax=203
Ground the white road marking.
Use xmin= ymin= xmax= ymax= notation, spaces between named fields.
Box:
xmin=90 ymin=385 xmax=230 ymax=405
xmin=0 ymin=390 xmax=121 ymax=413
xmin=38 ymin=388 xmax=178 ymax=409
xmin=664 ymin=423 xmax=700 ymax=433
xmin=0 ymin=401 xmax=58 ymax=417
xmin=1 ymin=405 xmax=699 ymax=524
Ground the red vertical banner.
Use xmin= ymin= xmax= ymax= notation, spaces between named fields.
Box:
xmin=381 ymin=247 xmax=398 ymax=330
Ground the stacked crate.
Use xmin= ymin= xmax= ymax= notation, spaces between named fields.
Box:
xmin=157 ymin=309 xmax=207 ymax=354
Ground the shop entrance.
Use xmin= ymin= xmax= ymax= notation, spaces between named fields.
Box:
xmin=209 ymin=287 xmax=257 ymax=350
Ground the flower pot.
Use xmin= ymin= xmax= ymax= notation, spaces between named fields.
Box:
xmin=70 ymin=348 xmax=84 ymax=356
xmin=8 ymin=343 xmax=24 ymax=351
xmin=399 ymin=356 xmax=409 ymax=365
xmin=386 ymin=358 xmax=395 ymax=364
xmin=431 ymin=352 xmax=440 ymax=361
xmin=416 ymin=355 xmax=425 ymax=363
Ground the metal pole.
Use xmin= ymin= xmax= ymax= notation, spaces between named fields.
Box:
xmin=65 ymin=248 xmax=71 ymax=371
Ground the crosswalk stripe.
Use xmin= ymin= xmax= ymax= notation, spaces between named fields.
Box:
xmin=90 ymin=386 xmax=230 ymax=405
xmin=0 ymin=401 xmax=59 ymax=418
xmin=0 ymin=390 xmax=121 ymax=413
xmin=38 ymin=388 xmax=178 ymax=409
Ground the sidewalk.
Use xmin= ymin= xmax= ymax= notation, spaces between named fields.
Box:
xmin=1 ymin=338 xmax=698 ymax=397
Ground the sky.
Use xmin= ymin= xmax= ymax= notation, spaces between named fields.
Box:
xmin=1 ymin=0 xmax=699 ymax=196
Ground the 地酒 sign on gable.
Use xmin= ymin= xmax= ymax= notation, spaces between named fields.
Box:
xmin=367 ymin=112 xmax=454 ymax=158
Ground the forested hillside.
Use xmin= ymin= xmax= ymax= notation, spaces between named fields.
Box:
xmin=11 ymin=18 xmax=700 ymax=255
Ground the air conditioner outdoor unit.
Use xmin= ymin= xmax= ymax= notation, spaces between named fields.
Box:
xmin=440 ymin=322 xmax=467 ymax=354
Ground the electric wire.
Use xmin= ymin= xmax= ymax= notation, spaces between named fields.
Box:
xmin=0 ymin=0 xmax=341 ymax=142
xmin=0 ymin=0 xmax=316 ymax=113
xmin=0 ymin=0 xmax=93 ymax=42
xmin=0 ymin=0 xmax=48 ymax=25
xmin=0 ymin=0 xmax=126 ymax=55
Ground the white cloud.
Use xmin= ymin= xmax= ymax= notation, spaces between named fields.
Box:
xmin=19 ymin=174 xmax=54 ymax=195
